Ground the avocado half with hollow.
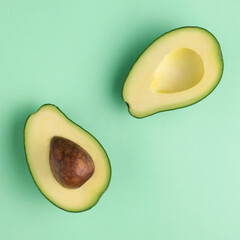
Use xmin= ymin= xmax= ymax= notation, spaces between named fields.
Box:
xmin=122 ymin=27 xmax=223 ymax=118
xmin=24 ymin=104 xmax=111 ymax=212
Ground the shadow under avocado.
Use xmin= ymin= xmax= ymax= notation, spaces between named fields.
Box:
xmin=112 ymin=24 xmax=171 ymax=108
xmin=11 ymin=105 xmax=41 ymax=199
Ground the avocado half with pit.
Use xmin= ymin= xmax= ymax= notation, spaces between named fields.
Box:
xmin=24 ymin=104 xmax=111 ymax=212
xmin=122 ymin=27 xmax=223 ymax=118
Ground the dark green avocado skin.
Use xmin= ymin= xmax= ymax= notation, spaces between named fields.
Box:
xmin=24 ymin=104 xmax=112 ymax=213
xmin=121 ymin=26 xmax=224 ymax=119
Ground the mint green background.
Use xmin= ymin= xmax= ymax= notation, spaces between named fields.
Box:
xmin=0 ymin=0 xmax=239 ymax=239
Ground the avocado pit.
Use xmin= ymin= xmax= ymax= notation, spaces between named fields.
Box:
xmin=49 ymin=136 xmax=95 ymax=189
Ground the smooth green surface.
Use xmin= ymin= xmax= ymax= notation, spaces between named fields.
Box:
xmin=0 ymin=0 xmax=239 ymax=239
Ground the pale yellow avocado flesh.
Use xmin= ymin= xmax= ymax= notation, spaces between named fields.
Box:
xmin=24 ymin=105 xmax=111 ymax=212
xmin=122 ymin=27 xmax=223 ymax=118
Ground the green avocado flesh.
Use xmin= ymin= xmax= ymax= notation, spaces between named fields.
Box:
xmin=24 ymin=104 xmax=111 ymax=212
xmin=122 ymin=27 xmax=223 ymax=118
